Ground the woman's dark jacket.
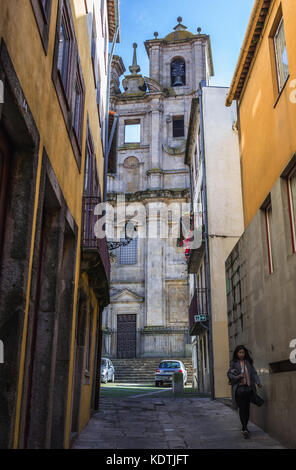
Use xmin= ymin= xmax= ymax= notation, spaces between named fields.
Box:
xmin=227 ymin=359 xmax=261 ymax=409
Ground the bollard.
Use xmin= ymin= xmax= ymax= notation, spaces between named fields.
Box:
xmin=172 ymin=372 xmax=184 ymax=394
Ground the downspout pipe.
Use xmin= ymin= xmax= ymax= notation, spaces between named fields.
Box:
xmin=103 ymin=25 xmax=120 ymax=204
xmin=198 ymin=80 xmax=215 ymax=400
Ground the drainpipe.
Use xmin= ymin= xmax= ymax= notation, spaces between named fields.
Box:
xmin=198 ymin=80 xmax=215 ymax=400
xmin=103 ymin=26 xmax=120 ymax=204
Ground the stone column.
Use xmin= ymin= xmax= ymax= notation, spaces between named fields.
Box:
xmin=145 ymin=202 xmax=165 ymax=327
xmin=149 ymin=102 xmax=163 ymax=189
xmin=149 ymin=45 xmax=160 ymax=83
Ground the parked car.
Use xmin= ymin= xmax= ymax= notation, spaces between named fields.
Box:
xmin=155 ymin=360 xmax=187 ymax=387
xmin=101 ymin=358 xmax=115 ymax=384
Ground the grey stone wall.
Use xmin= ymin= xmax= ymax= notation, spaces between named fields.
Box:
xmin=226 ymin=176 xmax=296 ymax=448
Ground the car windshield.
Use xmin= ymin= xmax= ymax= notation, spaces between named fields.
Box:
xmin=159 ymin=361 xmax=180 ymax=369
xmin=101 ymin=359 xmax=107 ymax=367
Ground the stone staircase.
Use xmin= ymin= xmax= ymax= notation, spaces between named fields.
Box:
xmin=111 ymin=358 xmax=193 ymax=385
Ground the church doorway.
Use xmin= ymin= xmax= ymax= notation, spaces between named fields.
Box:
xmin=117 ymin=314 xmax=137 ymax=359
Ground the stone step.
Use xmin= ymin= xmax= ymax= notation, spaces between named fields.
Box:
xmin=110 ymin=357 xmax=193 ymax=384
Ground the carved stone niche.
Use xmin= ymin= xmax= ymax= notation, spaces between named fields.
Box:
xmin=123 ymin=156 xmax=140 ymax=169
xmin=123 ymin=156 xmax=140 ymax=192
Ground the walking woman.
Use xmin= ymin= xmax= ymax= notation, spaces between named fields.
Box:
xmin=227 ymin=345 xmax=263 ymax=438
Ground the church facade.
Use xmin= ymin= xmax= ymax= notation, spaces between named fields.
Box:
xmin=103 ymin=19 xmax=214 ymax=359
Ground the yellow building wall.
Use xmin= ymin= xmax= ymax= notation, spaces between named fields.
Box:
xmin=238 ymin=0 xmax=296 ymax=227
xmin=78 ymin=274 xmax=99 ymax=435
xmin=0 ymin=0 xmax=105 ymax=448
xmin=0 ymin=0 xmax=104 ymax=224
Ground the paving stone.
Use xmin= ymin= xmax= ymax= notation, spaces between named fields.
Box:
xmin=72 ymin=390 xmax=285 ymax=449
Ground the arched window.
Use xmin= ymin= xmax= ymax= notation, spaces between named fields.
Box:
xmin=171 ymin=58 xmax=186 ymax=87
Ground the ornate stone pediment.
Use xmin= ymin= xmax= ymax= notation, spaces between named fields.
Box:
xmin=111 ymin=289 xmax=144 ymax=303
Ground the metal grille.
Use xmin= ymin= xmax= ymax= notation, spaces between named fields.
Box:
xmin=117 ymin=315 xmax=137 ymax=359
xmin=119 ymin=235 xmax=138 ymax=265
xmin=82 ymin=195 xmax=110 ymax=283
xmin=82 ymin=196 xmax=101 ymax=249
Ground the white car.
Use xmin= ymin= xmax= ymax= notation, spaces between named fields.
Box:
xmin=155 ymin=360 xmax=187 ymax=387
xmin=101 ymin=358 xmax=115 ymax=384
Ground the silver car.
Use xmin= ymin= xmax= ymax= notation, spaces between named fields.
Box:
xmin=155 ymin=360 xmax=187 ymax=387
xmin=101 ymin=358 xmax=115 ymax=384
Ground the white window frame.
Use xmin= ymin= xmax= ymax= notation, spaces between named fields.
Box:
xmin=274 ymin=17 xmax=289 ymax=92
xmin=265 ymin=203 xmax=274 ymax=274
xmin=287 ymin=167 xmax=296 ymax=253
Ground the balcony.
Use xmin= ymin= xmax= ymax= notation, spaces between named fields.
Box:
xmin=189 ymin=288 xmax=209 ymax=336
xmin=81 ymin=196 xmax=110 ymax=308
xmin=184 ymin=224 xmax=205 ymax=274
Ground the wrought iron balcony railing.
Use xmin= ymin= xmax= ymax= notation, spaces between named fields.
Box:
xmin=82 ymin=195 xmax=110 ymax=287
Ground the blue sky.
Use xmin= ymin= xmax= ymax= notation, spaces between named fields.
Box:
xmin=115 ymin=0 xmax=254 ymax=87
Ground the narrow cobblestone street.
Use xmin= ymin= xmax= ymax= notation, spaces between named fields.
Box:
xmin=72 ymin=386 xmax=284 ymax=449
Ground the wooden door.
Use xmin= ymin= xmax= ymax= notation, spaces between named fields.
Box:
xmin=117 ymin=314 xmax=136 ymax=359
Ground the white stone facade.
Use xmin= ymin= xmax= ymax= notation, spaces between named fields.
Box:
xmin=187 ymin=86 xmax=244 ymax=396
xmin=104 ymin=21 xmax=214 ymax=359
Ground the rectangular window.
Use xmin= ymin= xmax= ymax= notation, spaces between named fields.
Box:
xmin=265 ymin=203 xmax=274 ymax=274
xmin=104 ymin=22 xmax=108 ymax=73
xmin=31 ymin=0 xmax=53 ymax=53
xmin=72 ymin=64 xmax=85 ymax=148
xmin=85 ymin=309 xmax=93 ymax=374
xmin=100 ymin=0 xmax=105 ymax=35
xmin=84 ymin=128 xmax=100 ymax=198
xmin=40 ymin=0 xmax=50 ymax=18
xmin=287 ymin=167 xmax=296 ymax=253
xmin=173 ymin=117 xmax=184 ymax=138
xmin=53 ymin=0 xmax=86 ymax=169
xmin=125 ymin=122 xmax=141 ymax=143
xmin=96 ymin=78 xmax=101 ymax=126
xmin=274 ymin=18 xmax=289 ymax=91
xmin=58 ymin=18 xmax=72 ymax=93
xmin=91 ymin=16 xmax=98 ymax=84
xmin=53 ymin=0 xmax=76 ymax=107
xmin=120 ymin=236 xmax=138 ymax=265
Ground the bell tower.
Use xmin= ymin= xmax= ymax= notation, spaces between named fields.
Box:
xmin=106 ymin=19 xmax=215 ymax=361
xmin=144 ymin=17 xmax=214 ymax=93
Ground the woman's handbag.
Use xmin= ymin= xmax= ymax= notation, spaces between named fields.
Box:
xmin=250 ymin=390 xmax=264 ymax=407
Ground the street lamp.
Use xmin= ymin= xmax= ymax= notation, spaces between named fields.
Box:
xmin=107 ymin=220 xmax=137 ymax=251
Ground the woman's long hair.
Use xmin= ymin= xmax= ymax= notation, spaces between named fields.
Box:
xmin=232 ymin=345 xmax=254 ymax=366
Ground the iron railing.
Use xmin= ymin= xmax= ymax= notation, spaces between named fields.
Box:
xmin=82 ymin=196 xmax=101 ymax=249
xmin=82 ymin=195 xmax=110 ymax=284
xmin=103 ymin=327 xmax=191 ymax=358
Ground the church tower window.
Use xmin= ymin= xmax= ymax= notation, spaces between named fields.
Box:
xmin=173 ymin=116 xmax=185 ymax=137
xmin=171 ymin=58 xmax=186 ymax=87
xmin=124 ymin=121 xmax=141 ymax=143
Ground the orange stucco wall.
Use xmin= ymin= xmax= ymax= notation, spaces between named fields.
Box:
xmin=238 ymin=0 xmax=296 ymax=227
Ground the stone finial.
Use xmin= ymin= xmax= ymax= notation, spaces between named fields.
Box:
xmin=154 ymin=32 xmax=159 ymax=39
xmin=129 ymin=43 xmax=141 ymax=75
xmin=173 ymin=17 xmax=187 ymax=31
xmin=197 ymin=27 xmax=202 ymax=34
